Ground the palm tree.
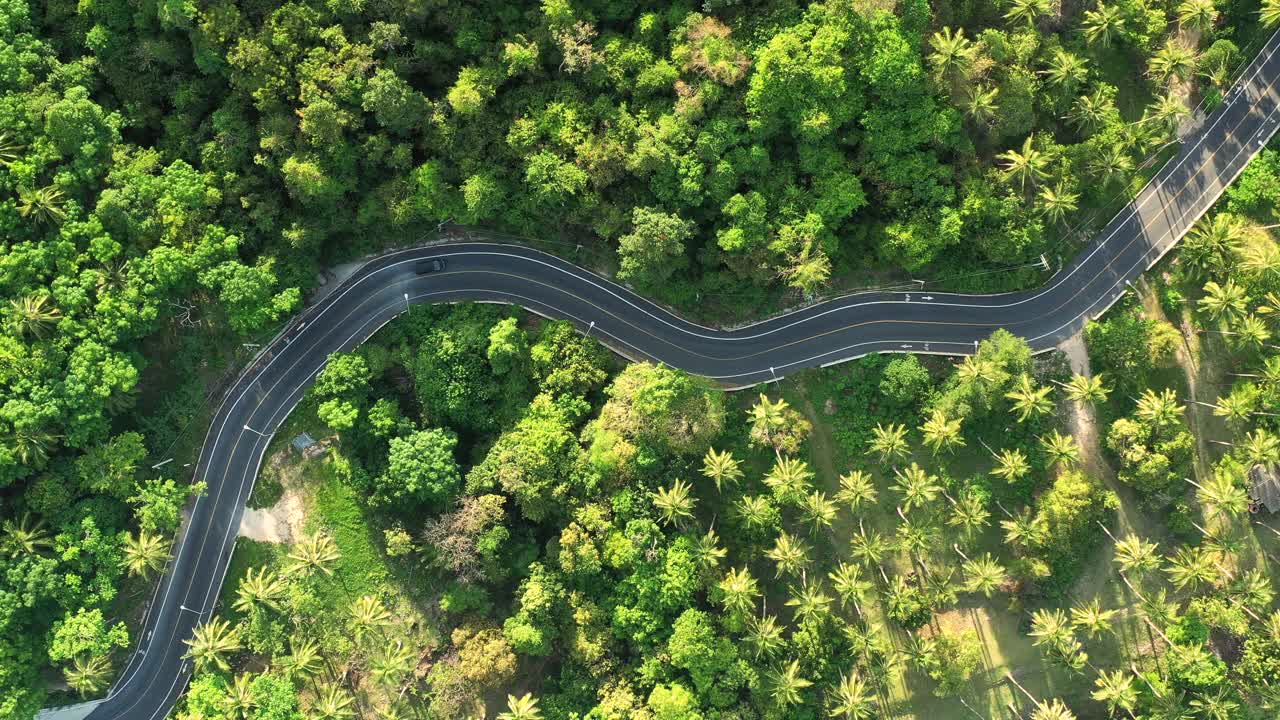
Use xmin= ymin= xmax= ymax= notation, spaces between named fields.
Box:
xmin=991 ymin=447 xmax=1031 ymax=483
xmin=1189 ymin=687 xmax=1239 ymax=720
xmin=1178 ymin=0 xmax=1219 ymax=30
xmin=1002 ymin=508 xmax=1047 ymax=549
xmin=957 ymin=355 xmax=999 ymax=389
xmin=1007 ymin=374 xmax=1054 ymax=421
xmin=367 ymin=642 xmax=415 ymax=691
xmin=836 ymin=470 xmax=877 ymax=511
xmin=893 ymin=463 xmax=942 ymax=512
xmin=929 ymin=26 xmax=975 ymax=79
xmin=1068 ymin=88 xmax=1115 ymax=136
xmin=961 ymin=553 xmax=1007 ymax=597
xmin=0 ymin=131 xmax=23 ymax=166
xmin=233 ymin=566 xmax=285 ymax=615
xmin=65 ymin=654 xmax=112 ymax=697
xmin=766 ymin=659 xmax=813 ymax=709
xmin=1043 ymin=50 xmax=1089 ymax=93
xmin=1231 ymin=314 xmax=1271 ymax=351
xmin=121 ymin=531 xmax=170 ymax=580
xmin=1148 ymin=93 xmax=1190 ymax=133
xmin=279 ymin=637 xmax=323 ymax=681
xmin=1184 ymin=213 xmax=1245 ymax=277
xmin=653 ymin=479 xmax=697 ymax=527
xmin=1262 ymin=356 xmax=1280 ymax=387
xmin=226 ymin=673 xmax=256 ymax=720
xmin=692 ymin=527 xmax=727 ymax=573
xmin=8 ymin=294 xmax=63 ymax=339
xmin=1165 ymin=545 xmax=1220 ymax=592
xmin=184 ymin=617 xmax=241 ymax=673
xmin=750 ymin=394 xmax=792 ymax=449
xmin=767 ymin=531 xmax=811 ymax=578
xmin=1071 ymin=597 xmax=1117 ymax=638
xmin=1030 ymin=609 xmax=1088 ymax=670
xmin=311 ymin=683 xmax=355 ymax=720
xmin=896 ymin=517 xmax=937 ymax=560
xmin=1091 ymin=143 xmax=1133 ymax=187
xmin=999 ymin=135 xmax=1051 ymax=189
xmin=1242 ymin=240 xmax=1280 ymax=283
xmin=11 ymin=428 xmax=60 ymax=467
xmin=867 ymin=422 xmax=910 ymax=462
xmin=1083 ymin=3 xmax=1126 ymax=47
xmin=849 ymin=525 xmax=887 ymax=567
xmin=735 ymin=494 xmax=777 ymax=531
xmin=948 ymin=491 xmax=991 ymax=537
xmin=764 ymin=456 xmax=814 ymax=506
xmin=1241 ymin=428 xmax=1280 ymax=465
xmin=701 ymin=448 xmax=743 ymax=493
xmin=717 ymin=566 xmax=759 ymax=615
xmin=1136 ymin=387 xmax=1184 ymax=430
xmin=497 ymin=693 xmax=543 ymax=720
xmin=783 ymin=238 xmax=832 ymax=296
xmin=826 ymin=669 xmax=875 ymax=719
xmin=1038 ymin=183 xmax=1079 ymax=225
xmin=287 ymin=533 xmax=340 ymax=577
xmin=1149 ymin=39 xmax=1198 ymax=83
xmin=1199 ymin=279 xmax=1249 ymax=322
xmin=1029 ymin=608 xmax=1075 ymax=650
xmin=966 ymin=84 xmax=1000 ymax=125
xmin=1031 ymin=699 xmax=1079 ymax=720
xmin=1193 ymin=473 xmax=1250 ymax=520
xmin=2 ymin=513 xmax=53 ymax=558
xmin=1114 ymin=533 xmax=1161 ymax=577
xmin=1063 ymin=373 xmax=1110 ymax=405
xmin=1091 ymin=669 xmax=1138 ymax=718
xmin=1264 ymin=0 xmax=1280 ymax=27
xmin=1138 ymin=587 xmax=1180 ymax=627
xmin=1229 ymin=568 xmax=1273 ymax=611
xmin=829 ymin=562 xmax=872 ymax=613
xmin=920 ymin=408 xmax=965 ymax=454
xmin=1040 ymin=429 xmax=1081 ymax=469
xmin=1004 ymin=0 xmax=1051 ymax=26
xmin=744 ymin=614 xmax=786 ymax=660
xmin=786 ymin=580 xmax=834 ymax=625
xmin=349 ymin=595 xmax=392 ymax=644
xmin=801 ymin=491 xmax=838 ymax=534
xmin=17 ymin=186 xmax=67 ymax=225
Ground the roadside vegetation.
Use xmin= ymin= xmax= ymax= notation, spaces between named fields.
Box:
xmin=5 ymin=0 xmax=1280 ymax=719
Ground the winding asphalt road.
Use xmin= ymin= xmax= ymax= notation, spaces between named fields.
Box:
xmin=70 ymin=28 xmax=1280 ymax=720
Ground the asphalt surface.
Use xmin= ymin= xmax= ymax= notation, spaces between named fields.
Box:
xmin=82 ymin=29 xmax=1280 ymax=720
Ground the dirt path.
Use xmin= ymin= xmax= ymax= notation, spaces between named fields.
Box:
xmin=1057 ymin=334 xmax=1112 ymax=485
xmin=1136 ymin=278 xmax=1217 ymax=482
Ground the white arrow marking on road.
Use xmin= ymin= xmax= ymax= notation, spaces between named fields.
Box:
xmin=900 ymin=344 xmax=913 ymax=349
xmin=921 ymin=296 xmax=934 ymax=301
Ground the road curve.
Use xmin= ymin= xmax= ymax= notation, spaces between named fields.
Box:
xmin=82 ymin=29 xmax=1280 ymax=720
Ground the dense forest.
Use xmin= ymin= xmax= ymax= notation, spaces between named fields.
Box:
xmin=5 ymin=0 xmax=1280 ymax=718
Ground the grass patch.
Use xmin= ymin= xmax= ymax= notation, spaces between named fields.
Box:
xmin=248 ymin=472 xmax=284 ymax=509
xmin=304 ymin=459 xmax=393 ymax=602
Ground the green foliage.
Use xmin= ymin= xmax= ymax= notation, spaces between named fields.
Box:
xmin=47 ymin=608 xmax=128 ymax=664
xmin=1084 ymin=309 xmax=1179 ymax=393
xmin=617 ymin=207 xmax=693 ymax=288
xmin=378 ymin=429 xmax=462 ymax=511
xmin=467 ymin=394 xmax=587 ymax=523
